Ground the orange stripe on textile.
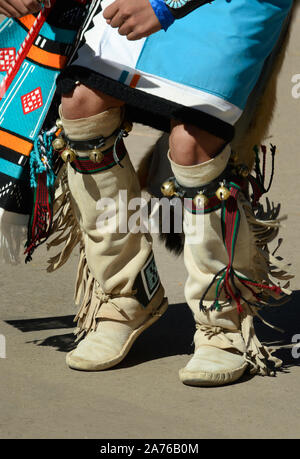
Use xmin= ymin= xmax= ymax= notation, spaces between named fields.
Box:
xmin=18 ymin=15 xmax=36 ymax=30
xmin=0 ymin=130 xmax=32 ymax=156
xmin=0 ymin=5 xmax=55 ymax=101
xmin=27 ymin=45 xmax=67 ymax=70
xmin=129 ymin=74 xmax=140 ymax=88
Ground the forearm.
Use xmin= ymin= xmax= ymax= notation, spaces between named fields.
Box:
xmin=103 ymin=0 xmax=215 ymax=41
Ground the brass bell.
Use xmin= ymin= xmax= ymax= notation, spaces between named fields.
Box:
xmin=123 ymin=120 xmax=133 ymax=134
xmin=216 ymin=183 xmax=230 ymax=201
xmin=230 ymin=151 xmax=239 ymax=163
xmin=61 ymin=147 xmax=76 ymax=163
xmin=89 ymin=149 xmax=104 ymax=163
xmin=52 ymin=136 xmax=66 ymax=151
xmin=161 ymin=180 xmax=176 ymax=197
xmin=237 ymin=164 xmax=250 ymax=177
xmin=193 ymin=192 xmax=209 ymax=208
xmin=56 ymin=118 xmax=64 ymax=129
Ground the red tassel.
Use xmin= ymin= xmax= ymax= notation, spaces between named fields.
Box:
xmin=241 ymin=279 xmax=283 ymax=296
xmin=24 ymin=172 xmax=53 ymax=262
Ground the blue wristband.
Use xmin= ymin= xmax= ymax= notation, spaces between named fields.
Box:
xmin=149 ymin=0 xmax=175 ymax=31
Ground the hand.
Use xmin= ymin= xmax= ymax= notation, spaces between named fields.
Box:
xmin=103 ymin=0 xmax=161 ymax=41
xmin=0 ymin=0 xmax=42 ymax=18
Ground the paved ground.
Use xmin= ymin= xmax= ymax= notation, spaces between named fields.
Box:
xmin=1 ymin=7 xmax=300 ymax=439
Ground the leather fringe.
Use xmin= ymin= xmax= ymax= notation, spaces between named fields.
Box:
xmin=73 ymin=248 xmax=99 ymax=341
xmin=45 ymin=171 xmax=107 ymax=341
xmin=240 ymin=197 xmax=293 ymax=375
xmin=46 ymin=169 xmax=139 ymax=341
xmin=241 ymin=306 xmax=283 ymax=376
xmin=73 ymin=247 xmax=137 ymax=340
xmin=46 ymin=167 xmax=81 ymax=272
xmin=0 ymin=209 xmax=28 ymax=264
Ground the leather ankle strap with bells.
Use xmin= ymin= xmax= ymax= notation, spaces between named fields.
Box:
xmin=160 ymin=151 xmax=250 ymax=212
xmin=52 ymin=118 xmax=132 ymax=165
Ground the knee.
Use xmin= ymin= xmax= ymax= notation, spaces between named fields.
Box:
xmin=61 ymin=84 xmax=124 ymax=120
xmin=169 ymin=122 xmax=226 ymax=166
xmin=169 ymin=123 xmax=201 ymax=166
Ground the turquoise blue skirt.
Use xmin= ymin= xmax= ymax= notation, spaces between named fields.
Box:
xmin=60 ymin=0 xmax=293 ymax=136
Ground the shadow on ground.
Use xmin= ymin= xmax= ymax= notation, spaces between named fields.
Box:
xmin=5 ymin=303 xmax=195 ymax=362
xmin=5 ymin=291 xmax=300 ymax=370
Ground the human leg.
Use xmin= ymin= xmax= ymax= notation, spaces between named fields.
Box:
xmin=50 ymin=0 xmax=292 ymax=378
xmin=50 ymin=85 xmax=167 ymax=371
xmin=163 ymin=121 xmax=288 ymax=386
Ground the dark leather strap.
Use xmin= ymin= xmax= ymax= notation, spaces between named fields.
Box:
xmin=62 ymin=126 xmax=120 ymax=151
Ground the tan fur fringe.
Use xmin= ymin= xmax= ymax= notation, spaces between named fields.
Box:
xmin=232 ymin=10 xmax=293 ymax=170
